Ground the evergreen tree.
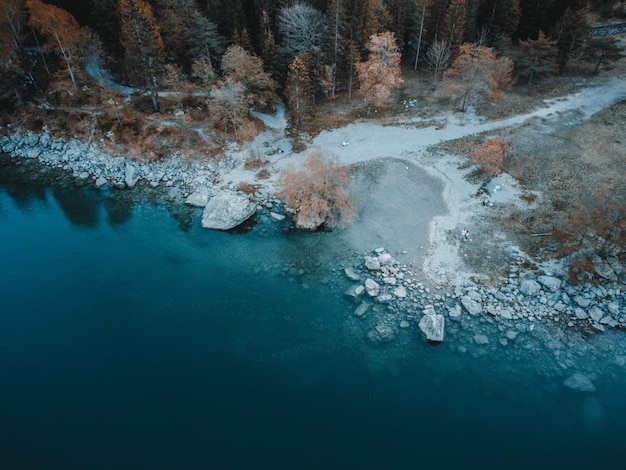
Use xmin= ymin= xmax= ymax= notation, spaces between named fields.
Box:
xmin=323 ymin=0 xmax=345 ymax=98
xmin=118 ymin=0 xmax=165 ymax=111
xmin=552 ymin=6 xmax=588 ymax=73
xmin=261 ymin=30 xmax=286 ymax=88
xmin=518 ymin=30 xmax=558 ymax=83
xmin=286 ymin=52 xmax=314 ymax=138
xmin=0 ymin=0 xmax=39 ymax=94
xmin=442 ymin=0 xmax=468 ymax=56
xmin=187 ymin=9 xmax=227 ymax=72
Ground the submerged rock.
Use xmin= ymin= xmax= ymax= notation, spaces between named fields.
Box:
xmin=367 ymin=324 xmax=396 ymax=345
xmin=563 ymin=373 xmax=596 ymax=392
xmin=344 ymin=267 xmax=362 ymax=281
xmin=344 ymin=285 xmax=365 ymax=302
xmin=419 ymin=313 xmax=445 ymax=343
xmin=365 ymin=278 xmax=380 ymax=297
xmin=201 ymin=191 xmax=256 ymax=230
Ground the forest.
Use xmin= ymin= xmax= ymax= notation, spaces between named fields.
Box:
xmin=0 ymin=0 xmax=624 ymax=157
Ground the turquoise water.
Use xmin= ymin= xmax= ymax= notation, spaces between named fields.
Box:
xmin=1 ymin=161 xmax=626 ymax=469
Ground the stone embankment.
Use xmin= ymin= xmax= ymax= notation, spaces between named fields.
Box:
xmin=344 ymin=248 xmax=626 ymax=346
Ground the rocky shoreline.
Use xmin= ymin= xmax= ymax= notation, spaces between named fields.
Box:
xmin=3 ymin=129 xmax=626 ymax=384
xmin=343 ymin=247 xmax=626 ymax=344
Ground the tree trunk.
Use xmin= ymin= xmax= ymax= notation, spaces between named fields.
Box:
xmin=414 ymin=3 xmax=425 ymax=70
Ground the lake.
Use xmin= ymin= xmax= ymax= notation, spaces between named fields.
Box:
xmin=1 ymin=156 xmax=626 ymax=469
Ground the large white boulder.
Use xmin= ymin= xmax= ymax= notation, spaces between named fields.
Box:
xmin=419 ymin=313 xmax=445 ymax=343
xmin=201 ymin=191 xmax=256 ymax=230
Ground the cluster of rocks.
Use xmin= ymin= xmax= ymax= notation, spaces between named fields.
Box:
xmin=0 ymin=131 xmax=287 ymax=231
xmin=344 ymin=248 xmax=626 ymax=347
xmin=0 ymin=131 xmax=219 ymax=191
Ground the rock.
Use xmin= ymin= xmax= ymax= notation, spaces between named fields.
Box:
xmin=573 ymin=295 xmax=591 ymax=308
xmin=201 ymin=191 xmax=256 ymax=230
xmin=365 ymin=278 xmax=380 ymax=297
xmin=607 ymin=303 xmax=620 ymax=316
xmin=185 ymin=188 xmax=210 ymax=207
xmin=563 ymin=373 xmax=596 ymax=392
xmin=354 ymin=302 xmax=370 ymax=317
xmin=124 ymin=162 xmax=140 ymax=188
xmin=448 ymin=304 xmax=462 ymax=319
xmin=499 ymin=309 xmax=513 ymax=319
xmin=589 ymin=306 xmax=604 ymax=322
xmin=382 ymin=276 xmax=397 ymax=285
xmin=418 ymin=313 xmax=445 ymax=343
xmin=537 ymin=275 xmax=562 ymax=292
xmin=95 ymin=176 xmax=107 ymax=187
xmin=505 ymin=330 xmax=517 ymax=340
xmin=378 ymin=253 xmax=395 ymax=266
xmin=364 ymin=256 xmax=381 ymax=271
xmin=519 ymin=279 xmax=541 ymax=296
xmin=592 ymin=322 xmax=605 ymax=332
xmin=295 ymin=212 xmax=325 ymax=230
xmin=393 ymin=286 xmax=407 ymax=298
xmin=592 ymin=255 xmax=618 ymax=281
xmin=344 ymin=267 xmax=361 ymax=281
xmin=461 ymin=296 xmax=483 ymax=315
xmin=399 ymin=320 xmax=410 ymax=328
xmin=575 ymin=308 xmax=588 ymax=319
xmin=474 ymin=334 xmax=489 ymax=345
xmin=376 ymin=294 xmax=393 ymax=303
xmin=367 ymin=324 xmax=396 ymax=344
xmin=344 ymin=285 xmax=365 ymax=302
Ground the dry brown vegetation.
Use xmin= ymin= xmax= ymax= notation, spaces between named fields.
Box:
xmin=277 ymin=153 xmax=355 ymax=231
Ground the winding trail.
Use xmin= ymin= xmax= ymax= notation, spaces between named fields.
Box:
xmin=311 ymin=76 xmax=626 ymax=166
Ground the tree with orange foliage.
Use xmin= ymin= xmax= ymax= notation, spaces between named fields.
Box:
xmin=118 ymin=0 xmax=165 ymax=111
xmin=277 ymin=153 xmax=355 ymax=231
xmin=26 ymin=0 xmax=86 ymax=87
xmin=472 ymin=135 xmax=510 ymax=178
xmin=485 ymin=56 xmax=516 ymax=104
xmin=356 ymin=31 xmax=401 ymax=108
xmin=445 ymin=43 xmax=495 ymax=111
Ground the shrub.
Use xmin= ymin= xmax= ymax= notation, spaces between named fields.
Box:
xmin=277 ymin=153 xmax=355 ymax=230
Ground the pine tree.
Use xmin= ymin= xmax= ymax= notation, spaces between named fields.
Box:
xmin=261 ymin=30 xmax=286 ymax=88
xmin=285 ymin=52 xmax=314 ymax=138
xmin=518 ymin=30 xmax=558 ymax=83
xmin=323 ymin=0 xmax=346 ymax=98
xmin=119 ymin=0 xmax=165 ymax=111
xmin=0 ymin=0 xmax=39 ymax=93
xmin=26 ymin=0 xmax=86 ymax=87
xmin=442 ymin=0 xmax=468 ymax=56
xmin=187 ymin=9 xmax=227 ymax=72
xmin=553 ymin=6 xmax=588 ymax=73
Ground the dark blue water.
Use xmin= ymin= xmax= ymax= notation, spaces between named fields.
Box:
xmin=2 ymin=163 xmax=626 ymax=469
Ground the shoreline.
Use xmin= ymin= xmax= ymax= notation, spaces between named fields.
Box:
xmin=2 ymin=74 xmax=626 ymax=355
